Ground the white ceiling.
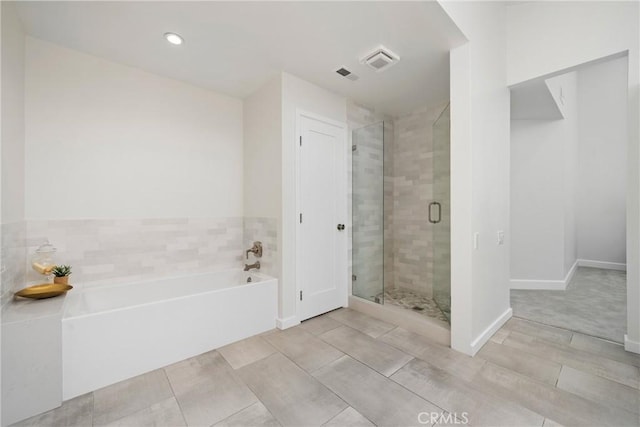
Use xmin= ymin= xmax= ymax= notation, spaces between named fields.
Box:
xmin=15 ymin=1 xmax=466 ymax=116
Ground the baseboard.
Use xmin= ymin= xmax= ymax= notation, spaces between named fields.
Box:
xmin=510 ymin=260 xmax=577 ymax=290
xmin=564 ymin=260 xmax=579 ymax=285
xmin=470 ymin=308 xmax=512 ymax=356
xmin=624 ymin=334 xmax=640 ymax=354
xmin=276 ymin=315 xmax=299 ymax=330
xmin=509 ymin=279 xmax=566 ymax=290
xmin=578 ymin=259 xmax=627 ymax=271
xmin=510 ymin=258 xmax=627 ymax=290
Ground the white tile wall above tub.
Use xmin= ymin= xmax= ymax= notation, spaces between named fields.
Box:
xmin=25 ymin=218 xmax=243 ymax=286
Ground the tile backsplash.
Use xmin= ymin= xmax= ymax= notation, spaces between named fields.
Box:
xmin=1 ymin=216 xmax=280 ymax=297
xmin=24 ymin=217 xmax=246 ymax=287
xmin=243 ymin=217 xmax=278 ymax=279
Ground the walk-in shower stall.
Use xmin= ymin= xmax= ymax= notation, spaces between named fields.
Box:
xmin=352 ymin=104 xmax=451 ymax=326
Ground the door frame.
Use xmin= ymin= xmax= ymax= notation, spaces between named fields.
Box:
xmin=295 ymin=109 xmax=349 ymax=321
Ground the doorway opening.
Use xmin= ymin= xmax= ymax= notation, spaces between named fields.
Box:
xmin=509 ymin=54 xmax=629 ymax=344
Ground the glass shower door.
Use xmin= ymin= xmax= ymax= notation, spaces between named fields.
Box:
xmin=352 ymin=122 xmax=385 ymax=303
xmin=432 ymin=105 xmax=451 ymax=322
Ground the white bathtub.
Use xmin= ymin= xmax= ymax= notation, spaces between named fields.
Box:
xmin=62 ymin=269 xmax=277 ymax=399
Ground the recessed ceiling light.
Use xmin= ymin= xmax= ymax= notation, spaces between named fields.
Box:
xmin=164 ymin=32 xmax=184 ymax=46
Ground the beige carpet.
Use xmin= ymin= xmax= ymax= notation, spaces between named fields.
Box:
xmin=511 ymin=267 xmax=626 ymax=343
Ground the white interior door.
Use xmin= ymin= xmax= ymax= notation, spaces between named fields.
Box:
xmin=297 ymin=112 xmax=347 ymax=321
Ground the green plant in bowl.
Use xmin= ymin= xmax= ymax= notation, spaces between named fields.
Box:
xmin=52 ymin=265 xmax=72 ymax=277
xmin=52 ymin=265 xmax=72 ymax=285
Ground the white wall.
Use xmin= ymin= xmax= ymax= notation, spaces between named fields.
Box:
xmin=1 ymin=1 xmax=25 ymax=224
xmin=243 ymin=76 xmax=282 ymax=281
xmin=1 ymin=1 xmax=28 ymax=305
xmin=0 ymin=1 xmax=28 ymax=425
xmin=560 ymin=75 xmax=579 ymax=278
xmin=439 ymin=1 xmax=511 ymax=355
xmin=510 ymin=80 xmax=563 ymax=120
xmin=243 ymin=77 xmax=282 ymax=219
xmin=25 ymin=37 xmax=243 ymax=220
xmin=280 ymin=72 xmax=346 ymax=324
xmin=545 ymin=73 xmax=579 ymax=278
xmin=576 ymin=56 xmax=627 ymax=266
xmin=1 ymin=3 xmax=27 ymax=423
xmin=242 ymin=72 xmax=347 ymax=325
xmin=511 ymin=121 xmax=567 ymax=279
xmin=506 ymin=2 xmax=638 ymax=88
xmin=507 ymin=0 xmax=639 ymax=352
xmin=510 ymin=72 xmax=578 ymax=284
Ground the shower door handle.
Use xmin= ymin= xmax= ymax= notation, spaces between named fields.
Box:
xmin=429 ymin=202 xmax=441 ymax=224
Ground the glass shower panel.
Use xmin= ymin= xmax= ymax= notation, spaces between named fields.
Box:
xmin=432 ymin=105 xmax=451 ymax=322
xmin=352 ymin=122 xmax=385 ymax=303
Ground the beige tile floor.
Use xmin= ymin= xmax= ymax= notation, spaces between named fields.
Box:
xmin=13 ymin=309 xmax=640 ymax=427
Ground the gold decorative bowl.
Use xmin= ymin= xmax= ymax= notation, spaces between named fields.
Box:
xmin=14 ymin=283 xmax=73 ymax=300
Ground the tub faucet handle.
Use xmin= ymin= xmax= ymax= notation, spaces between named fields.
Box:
xmin=245 ymin=241 xmax=263 ymax=259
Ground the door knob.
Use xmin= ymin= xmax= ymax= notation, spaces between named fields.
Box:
xmin=337 ymin=224 xmax=345 ymax=231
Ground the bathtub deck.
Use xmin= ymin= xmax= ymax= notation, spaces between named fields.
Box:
xmin=13 ymin=309 xmax=640 ymax=427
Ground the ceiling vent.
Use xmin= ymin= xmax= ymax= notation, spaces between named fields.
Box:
xmin=361 ymin=46 xmax=400 ymax=72
xmin=335 ymin=67 xmax=359 ymax=81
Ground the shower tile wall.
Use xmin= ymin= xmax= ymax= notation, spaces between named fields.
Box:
xmin=350 ymin=102 xmax=448 ymax=302
xmin=352 ymin=123 xmax=384 ymax=300
xmin=347 ymin=101 xmax=394 ymax=300
xmin=391 ymin=104 xmax=447 ymax=297
xmin=243 ymin=217 xmax=278 ymax=278
xmin=383 ymin=120 xmax=395 ymax=291
xmin=1 ymin=221 xmax=27 ymax=304
xmin=24 ymin=218 xmax=244 ymax=286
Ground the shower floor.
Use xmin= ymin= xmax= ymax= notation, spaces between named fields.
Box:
xmin=377 ymin=287 xmax=449 ymax=323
